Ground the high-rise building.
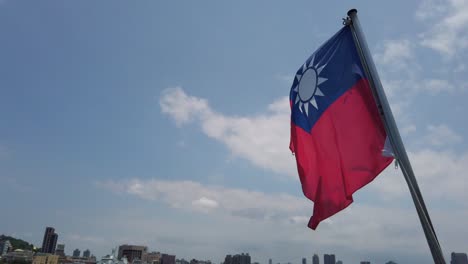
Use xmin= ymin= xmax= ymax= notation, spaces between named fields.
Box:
xmin=41 ymin=227 xmax=58 ymax=254
xmin=0 ymin=240 xmax=12 ymax=256
xmin=234 ymin=253 xmax=250 ymax=264
xmin=312 ymin=254 xmax=319 ymax=264
xmin=118 ymin=245 xmax=148 ymax=263
xmin=268 ymin=259 xmax=272 ymax=264
xmin=336 ymin=261 xmax=343 ymax=264
xmin=51 ymin=233 xmax=58 ymax=251
xmin=33 ymin=255 xmax=59 ymax=264
xmin=73 ymin=249 xmax=81 ymax=258
xmin=360 ymin=262 xmax=371 ymax=264
xmin=451 ymin=252 xmax=468 ymax=264
xmin=302 ymin=258 xmax=307 ymax=264
xmin=323 ymin=254 xmax=335 ymax=264
xmin=225 ymin=255 xmax=232 ymax=264
xmin=161 ymin=254 xmax=176 ymax=264
xmin=83 ymin=249 xmax=91 ymax=258
xmin=224 ymin=254 xmax=250 ymax=264
xmin=55 ymin=244 xmax=65 ymax=257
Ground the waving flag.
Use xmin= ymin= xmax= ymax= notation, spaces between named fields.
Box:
xmin=289 ymin=26 xmax=393 ymax=229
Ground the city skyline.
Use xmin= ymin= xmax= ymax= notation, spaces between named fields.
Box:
xmin=2 ymin=0 xmax=468 ymax=264
xmin=3 ymin=229 xmax=468 ymax=264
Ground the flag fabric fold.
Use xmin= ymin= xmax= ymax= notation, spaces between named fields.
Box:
xmin=289 ymin=26 xmax=393 ymax=229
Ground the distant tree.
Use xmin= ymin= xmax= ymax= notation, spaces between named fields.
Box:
xmin=0 ymin=235 xmax=34 ymax=251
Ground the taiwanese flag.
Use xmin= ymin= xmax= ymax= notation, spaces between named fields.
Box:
xmin=289 ymin=25 xmax=393 ymax=229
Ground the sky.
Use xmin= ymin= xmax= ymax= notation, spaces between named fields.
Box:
xmin=1 ymin=0 xmax=468 ymax=263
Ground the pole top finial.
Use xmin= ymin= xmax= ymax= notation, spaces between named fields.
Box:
xmin=347 ymin=9 xmax=357 ymax=16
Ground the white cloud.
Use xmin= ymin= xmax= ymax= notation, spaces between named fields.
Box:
xmin=160 ymin=87 xmax=296 ymax=176
xmin=160 ymin=87 xmax=211 ymax=126
xmin=192 ymin=197 xmax=219 ymax=212
xmin=382 ymin=78 xmax=455 ymax=101
xmin=415 ymin=0 xmax=448 ymax=21
xmin=410 ymin=149 xmax=468 ymax=201
xmin=98 ymin=178 xmax=309 ymax=222
xmin=421 ymin=124 xmax=462 ymax=147
xmin=402 ymin=124 xmax=417 ymax=135
xmin=418 ymin=0 xmax=468 ymax=56
xmin=420 ymin=79 xmax=455 ymax=94
xmin=375 ymin=39 xmax=413 ymax=69
xmin=288 ymin=215 xmax=309 ymax=225
xmin=369 ymin=147 xmax=468 ymax=204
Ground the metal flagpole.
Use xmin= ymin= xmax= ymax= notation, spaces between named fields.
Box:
xmin=346 ymin=9 xmax=446 ymax=264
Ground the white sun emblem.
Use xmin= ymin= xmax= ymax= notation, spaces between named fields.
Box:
xmin=293 ymin=54 xmax=328 ymax=116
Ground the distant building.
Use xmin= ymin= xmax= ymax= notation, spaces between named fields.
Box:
xmin=323 ymin=254 xmax=335 ymax=264
xmin=225 ymin=255 xmax=232 ymax=264
xmin=451 ymin=252 xmax=468 ymax=264
xmin=360 ymin=262 xmax=371 ymax=264
xmin=234 ymin=253 xmax=250 ymax=264
xmin=268 ymin=259 xmax=272 ymax=264
xmin=0 ymin=240 xmax=12 ymax=256
xmin=118 ymin=245 xmax=148 ymax=263
xmin=161 ymin=254 xmax=176 ymax=264
xmin=73 ymin=249 xmax=81 ymax=258
xmin=33 ymin=254 xmax=59 ymax=264
xmin=223 ymin=254 xmax=250 ymax=264
xmin=189 ymin=259 xmax=211 ymax=264
xmin=145 ymin=252 xmax=162 ymax=264
xmin=3 ymin=249 xmax=34 ymax=263
xmin=84 ymin=249 xmax=91 ymax=258
xmin=55 ymin=244 xmax=65 ymax=257
xmin=312 ymin=254 xmax=319 ymax=264
xmin=336 ymin=261 xmax=343 ymax=264
xmin=302 ymin=258 xmax=307 ymax=264
xmin=385 ymin=261 xmax=397 ymax=264
xmin=176 ymin=259 xmax=189 ymax=264
xmin=41 ymin=227 xmax=58 ymax=254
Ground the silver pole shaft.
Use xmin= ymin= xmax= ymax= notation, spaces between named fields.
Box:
xmin=346 ymin=9 xmax=445 ymax=264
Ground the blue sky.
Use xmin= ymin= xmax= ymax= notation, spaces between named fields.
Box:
xmin=1 ymin=1 xmax=468 ymax=264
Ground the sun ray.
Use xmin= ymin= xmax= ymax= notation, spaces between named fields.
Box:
xmin=296 ymin=74 xmax=301 ymax=82
xmin=310 ymin=97 xmax=318 ymax=109
xmin=293 ymin=85 xmax=298 ymax=92
xmin=295 ymin=96 xmax=300 ymax=104
xmin=304 ymin=103 xmax=309 ymax=116
xmin=317 ymin=77 xmax=327 ymax=85
xmin=317 ymin=64 xmax=326 ymax=75
xmin=309 ymin=54 xmax=316 ymax=67
xmin=298 ymin=102 xmax=303 ymax=113
xmin=315 ymin=87 xmax=324 ymax=96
